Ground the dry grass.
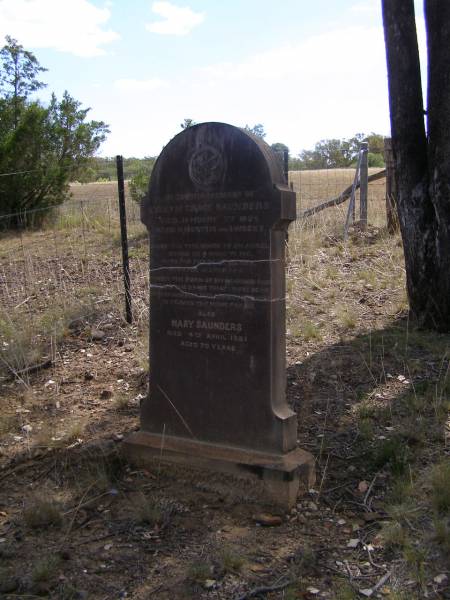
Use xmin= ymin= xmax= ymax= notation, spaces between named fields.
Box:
xmin=0 ymin=182 xmax=148 ymax=379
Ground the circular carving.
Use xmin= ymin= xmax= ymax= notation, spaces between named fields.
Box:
xmin=188 ymin=145 xmax=224 ymax=190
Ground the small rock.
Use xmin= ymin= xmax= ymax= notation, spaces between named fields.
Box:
xmin=358 ymin=480 xmax=369 ymax=493
xmin=21 ymin=424 xmax=33 ymax=434
xmin=347 ymin=538 xmax=360 ymax=548
xmin=204 ymin=579 xmax=216 ymax=589
xmin=308 ymin=501 xmax=318 ymax=511
xmin=91 ymin=329 xmax=106 ymax=341
xmin=100 ymin=389 xmax=114 ymax=400
xmin=306 ymin=587 xmax=320 ymax=595
xmin=434 ymin=574 xmax=448 ymax=585
xmin=337 ymin=518 xmax=346 ymax=526
xmin=252 ymin=513 xmax=283 ymax=527
xmin=359 ymin=588 xmax=373 ymax=597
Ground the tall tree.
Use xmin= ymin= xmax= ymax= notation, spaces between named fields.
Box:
xmin=0 ymin=36 xmax=47 ymax=127
xmin=244 ymin=123 xmax=266 ymax=139
xmin=382 ymin=0 xmax=450 ymax=331
xmin=0 ymin=38 xmax=108 ymax=227
xmin=271 ymin=142 xmax=289 ymax=155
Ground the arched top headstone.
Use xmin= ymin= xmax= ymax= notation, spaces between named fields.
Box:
xmin=142 ymin=122 xmax=285 ymax=225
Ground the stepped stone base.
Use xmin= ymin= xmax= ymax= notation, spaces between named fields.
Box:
xmin=122 ymin=431 xmax=316 ymax=508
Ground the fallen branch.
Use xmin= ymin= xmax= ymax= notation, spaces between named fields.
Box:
xmin=364 ymin=472 xmax=379 ymax=506
xmin=233 ymin=577 xmax=293 ymax=600
xmin=301 ymin=169 xmax=386 ymax=218
xmin=3 ymin=358 xmax=53 ymax=382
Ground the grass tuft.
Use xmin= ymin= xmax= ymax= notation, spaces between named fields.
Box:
xmin=187 ymin=560 xmax=211 ymax=584
xmin=23 ymin=497 xmax=63 ymax=529
xmin=31 ymin=555 xmax=60 ymax=584
xmin=380 ymin=520 xmax=408 ymax=549
xmin=218 ymin=547 xmax=244 ymax=575
xmin=431 ymin=459 xmax=450 ymax=514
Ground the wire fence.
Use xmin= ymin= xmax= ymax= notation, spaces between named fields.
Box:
xmin=0 ymin=183 xmax=148 ymax=377
xmin=0 ymin=170 xmax=388 ymax=378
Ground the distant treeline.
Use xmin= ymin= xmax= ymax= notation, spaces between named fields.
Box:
xmin=76 ymin=156 xmax=157 ymax=182
xmin=285 ymin=133 xmax=386 ymax=171
xmin=77 ymin=133 xmax=385 ymax=184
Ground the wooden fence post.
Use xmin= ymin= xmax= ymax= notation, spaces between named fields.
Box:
xmin=283 ymin=150 xmax=289 ymax=185
xmin=384 ymin=138 xmax=399 ymax=233
xmin=344 ymin=151 xmax=362 ymax=240
xmin=359 ymin=142 xmax=368 ymax=229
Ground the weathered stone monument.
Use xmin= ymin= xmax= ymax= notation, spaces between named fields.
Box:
xmin=124 ymin=122 xmax=314 ymax=506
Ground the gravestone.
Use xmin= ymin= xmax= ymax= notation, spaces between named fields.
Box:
xmin=124 ymin=122 xmax=314 ymax=506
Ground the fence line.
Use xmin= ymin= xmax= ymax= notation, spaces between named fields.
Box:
xmin=300 ymin=169 xmax=386 ymax=218
xmin=0 ymin=167 xmax=390 ymax=379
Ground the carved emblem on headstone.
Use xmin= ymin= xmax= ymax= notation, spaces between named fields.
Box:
xmin=188 ymin=144 xmax=225 ymax=190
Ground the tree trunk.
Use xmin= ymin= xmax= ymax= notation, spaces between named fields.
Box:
xmin=382 ymin=0 xmax=450 ymax=331
xmin=424 ymin=0 xmax=450 ymax=330
xmin=384 ymin=138 xmax=399 ymax=233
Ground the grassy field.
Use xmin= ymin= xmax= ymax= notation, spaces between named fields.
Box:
xmin=0 ymin=173 xmax=449 ymax=599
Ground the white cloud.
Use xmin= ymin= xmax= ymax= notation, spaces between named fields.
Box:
xmin=146 ymin=1 xmax=204 ymax=36
xmin=100 ymin=22 xmax=393 ymax=157
xmin=0 ymin=0 xmax=119 ymax=57
xmin=197 ymin=25 xmax=386 ymax=82
xmin=351 ymin=0 xmax=379 ymax=15
xmin=114 ymin=78 xmax=168 ymax=91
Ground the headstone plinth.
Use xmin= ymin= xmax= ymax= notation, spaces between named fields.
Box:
xmin=123 ymin=123 xmax=315 ymax=507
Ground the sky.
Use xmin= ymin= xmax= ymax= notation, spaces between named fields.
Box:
xmin=0 ymin=0 xmax=427 ymax=158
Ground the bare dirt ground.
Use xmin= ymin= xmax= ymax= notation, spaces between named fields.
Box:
xmin=0 ymin=179 xmax=449 ymax=599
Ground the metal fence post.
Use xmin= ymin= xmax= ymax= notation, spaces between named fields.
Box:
xmin=359 ymin=142 xmax=369 ymax=229
xmin=116 ymin=155 xmax=133 ymax=324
